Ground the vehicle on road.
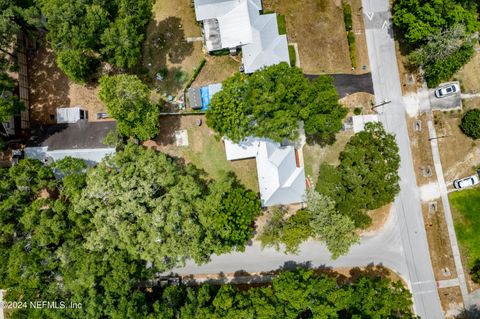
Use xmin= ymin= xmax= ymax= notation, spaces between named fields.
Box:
xmin=434 ymin=83 xmax=460 ymax=98
xmin=453 ymin=174 xmax=479 ymax=189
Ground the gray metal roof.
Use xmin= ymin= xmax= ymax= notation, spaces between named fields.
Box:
xmin=188 ymin=87 xmax=203 ymax=109
xmin=27 ymin=121 xmax=117 ymax=150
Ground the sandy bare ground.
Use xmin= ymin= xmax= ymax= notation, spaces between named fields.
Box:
xmin=28 ymin=45 xmax=105 ymax=125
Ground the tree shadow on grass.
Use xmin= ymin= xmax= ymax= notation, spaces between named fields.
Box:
xmin=306 ymin=133 xmax=337 ymax=147
xmin=142 ymin=16 xmax=195 ymax=94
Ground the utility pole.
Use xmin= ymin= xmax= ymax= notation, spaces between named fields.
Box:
xmin=371 ymin=99 xmax=391 ymax=111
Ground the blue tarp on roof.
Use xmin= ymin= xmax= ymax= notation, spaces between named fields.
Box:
xmin=200 ymin=87 xmax=210 ymax=111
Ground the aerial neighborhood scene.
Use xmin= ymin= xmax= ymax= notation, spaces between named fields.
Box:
xmin=1 ymin=0 xmax=480 ymax=318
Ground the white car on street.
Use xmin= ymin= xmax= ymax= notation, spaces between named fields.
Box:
xmin=453 ymin=174 xmax=479 ymax=189
xmin=434 ymin=83 xmax=460 ymax=98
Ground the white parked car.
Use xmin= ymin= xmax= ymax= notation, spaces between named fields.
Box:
xmin=453 ymin=174 xmax=479 ymax=189
xmin=434 ymin=83 xmax=460 ymax=98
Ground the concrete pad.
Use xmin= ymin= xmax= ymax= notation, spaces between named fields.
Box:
xmin=419 ymin=182 xmax=441 ymax=202
xmin=174 ymin=130 xmax=189 ymax=147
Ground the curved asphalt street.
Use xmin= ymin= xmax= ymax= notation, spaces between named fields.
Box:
xmin=173 ymin=1 xmax=444 ymax=318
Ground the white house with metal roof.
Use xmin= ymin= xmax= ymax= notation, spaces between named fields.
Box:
xmin=224 ymin=137 xmax=307 ymax=207
xmin=193 ymin=0 xmax=290 ymax=73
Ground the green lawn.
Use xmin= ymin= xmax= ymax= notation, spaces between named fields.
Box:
xmin=288 ymin=45 xmax=296 ymax=67
xmin=450 ymin=187 xmax=480 ymax=267
xmin=179 ymin=129 xmax=259 ymax=193
xmin=277 ymin=14 xmax=287 ymax=35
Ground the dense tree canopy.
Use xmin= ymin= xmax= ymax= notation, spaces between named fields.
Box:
xmin=76 ymin=144 xmax=261 ymax=270
xmin=460 ymin=109 xmax=480 ymax=139
xmin=259 ymin=190 xmax=359 ymax=258
xmin=317 ymin=122 xmax=400 ymax=227
xmin=99 ymin=74 xmax=159 ymax=140
xmin=38 ymin=0 xmax=152 ymax=82
xmin=393 ymin=0 xmax=479 ymax=45
xmin=306 ymin=189 xmax=359 ymax=259
xmin=145 ymin=269 xmax=415 ymax=319
xmin=0 ymin=0 xmax=40 ymax=58
xmin=1 ymin=147 xmax=263 ymax=318
xmin=393 ymin=0 xmax=479 ymax=87
xmin=206 ymin=63 xmax=346 ymax=143
xmin=0 ymin=72 xmax=24 ymax=122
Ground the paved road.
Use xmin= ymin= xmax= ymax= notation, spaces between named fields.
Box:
xmin=362 ymin=0 xmax=444 ymax=317
xmin=172 ymin=209 xmax=407 ymax=279
xmin=305 ymin=73 xmax=374 ymax=98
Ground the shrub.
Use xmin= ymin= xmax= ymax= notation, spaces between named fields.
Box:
xmin=460 ymin=109 xmax=480 ymax=139
xmin=173 ymin=70 xmax=188 ymax=84
xmin=288 ymin=45 xmax=296 ymax=66
xmin=347 ymin=31 xmax=356 ymax=68
xmin=471 ymin=260 xmax=480 ymax=283
xmin=343 ymin=3 xmax=352 ymax=31
xmin=185 ymin=58 xmax=206 ymax=88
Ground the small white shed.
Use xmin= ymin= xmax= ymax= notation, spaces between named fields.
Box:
xmin=352 ymin=114 xmax=379 ymax=133
xmin=56 ymin=107 xmax=87 ymax=124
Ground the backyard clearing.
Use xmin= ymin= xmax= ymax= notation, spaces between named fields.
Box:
xmin=453 ymin=49 xmax=480 ymax=93
xmin=434 ymin=110 xmax=480 ymax=183
xmin=28 ymin=45 xmax=106 ymax=125
xmin=142 ymin=0 xmax=205 ymax=96
xmin=450 ymin=187 xmax=480 ymax=292
xmin=302 ymin=131 xmax=353 ymax=181
xmin=262 ymin=0 xmax=367 ymax=74
xmin=191 ymin=55 xmax=241 ymax=87
xmin=144 ymin=115 xmax=258 ymax=192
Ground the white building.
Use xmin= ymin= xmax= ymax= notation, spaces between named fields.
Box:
xmin=351 ymin=114 xmax=379 ymax=133
xmin=194 ymin=0 xmax=290 ymax=73
xmin=224 ymin=137 xmax=306 ymax=207
xmin=56 ymin=107 xmax=87 ymax=124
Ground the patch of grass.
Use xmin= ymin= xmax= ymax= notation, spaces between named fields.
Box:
xmin=302 ymin=131 xmax=353 ymax=183
xmin=288 ymin=45 xmax=296 ymax=66
xmin=181 ymin=129 xmax=259 ymax=192
xmin=186 ymin=58 xmax=206 ymax=89
xmin=450 ymin=187 xmax=480 ymax=267
xmin=277 ymin=14 xmax=287 ymax=35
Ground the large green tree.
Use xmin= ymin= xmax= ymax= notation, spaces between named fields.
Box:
xmin=199 ymin=172 xmax=261 ymax=254
xmin=306 ymin=189 xmax=359 ymax=259
xmin=38 ymin=0 xmax=152 ymax=81
xmin=258 ymin=207 xmax=313 ymax=254
xmin=99 ymin=74 xmax=159 ymax=140
xmin=393 ymin=0 xmax=479 ymax=45
xmin=0 ymin=72 xmax=24 ymax=122
xmin=206 ymin=63 xmax=346 ymax=143
xmin=393 ymin=0 xmax=479 ymax=87
xmin=148 ymin=269 xmax=416 ymax=319
xmin=460 ymin=108 xmax=480 ymax=139
xmin=76 ymin=144 xmax=261 ymax=270
xmin=317 ymin=122 xmax=401 ymax=227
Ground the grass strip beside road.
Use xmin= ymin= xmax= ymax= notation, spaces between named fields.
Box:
xmin=450 ymin=187 xmax=480 ymax=267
